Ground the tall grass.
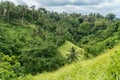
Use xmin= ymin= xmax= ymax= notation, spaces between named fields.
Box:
xmin=18 ymin=46 xmax=120 ymax=80
xmin=58 ymin=41 xmax=84 ymax=57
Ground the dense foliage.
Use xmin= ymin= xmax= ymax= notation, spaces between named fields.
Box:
xmin=18 ymin=46 xmax=120 ymax=80
xmin=0 ymin=1 xmax=120 ymax=80
xmin=20 ymin=43 xmax=66 ymax=74
xmin=67 ymin=47 xmax=79 ymax=63
xmin=0 ymin=53 xmax=23 ymax=80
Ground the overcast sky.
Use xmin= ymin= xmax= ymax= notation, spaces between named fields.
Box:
xmin=1 ymin=0 xmax=120 ymax=17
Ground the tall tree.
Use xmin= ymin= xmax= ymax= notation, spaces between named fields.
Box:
xmin=106 ymin=13 xmax=116 ymax=21
xmin=17 ymin=5 xmax=28 ymax=23
xmin=38 ymin=7 xmax=47 ymax=14
xmin=0 ymin=1 xmax=4 ymax=15
xmin=30 ymin=5 xmax=35 ymax=21
xmin=67 ymin=47 xmax=79 ymax=63
xmin=5 ymin=1 xmax=10 ymax=23
xmin=2 ymin=1 xmax=15 ymax=23
xmin=55 ymin=24 xmax=64 ymax=47
xmin=21 ymin=5 xmax=26 ymax=23
xmin=0 ymin=1 xmax=4 ymax=20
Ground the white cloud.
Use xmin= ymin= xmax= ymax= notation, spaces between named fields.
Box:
xmin=43 ymin=0 xmax=120 ymax=17
xmin=3 ymin=0 xmax=18 ymax=5
xmin=37 ymin=0 xmax=106 ymax=6
xmin=1 ymin=0 xmax=120 ymax=17
xmin=22 ymin=0 xmax=41 ymax=8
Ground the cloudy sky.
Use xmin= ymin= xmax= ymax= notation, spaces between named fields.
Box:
xmin=1 ymin=0 xmax=120 ymax=17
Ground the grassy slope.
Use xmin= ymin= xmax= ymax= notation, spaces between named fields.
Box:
xmin=58 ymin=41 xmax=84 ymax=57
xmin=1 ymin=23 xmax=120 ymax=80
xmin=18 ymin=45 xmax=120 ymax=80
xmin=0 ymin=23 xmax=33 ymax=40
xmin=0 ymin=23 xmax=42 ymax=51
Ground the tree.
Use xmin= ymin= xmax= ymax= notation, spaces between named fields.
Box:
xmin=67 ymin=47 xmax=79 ymax=63
xmin=55 ymin=24 xmax=64 ymax=46
xmin=17 ymin=5 xmax=28 ymax=23
xmin=4 ymin=1 xmax=10 ymax=23
xmin=16 ymin=5 xmax=24 ymax=20
xmin=78 ymin=16 xmax=84 ymax=23
xmin=30 ymin=5 xmax=35 ymax=21
xmin=38 ymin=7 xmax=47 ymax=14
xmin=96 ymin=13 xmax=104 ymax=18
xmin=78 ymin=22 xmax=91 ymax=35
xmin=93 ymin=19 xmax=108 ymax=31
xmin=2 ymin=1 xmax=15 ymax=23
xmin=106 ymin=13 xmax=116 ymax=21
xmin=0 ymin=1 xmax=3 ymax=15
xmin=21 ymin=5 xmax=27 ymax=23
xmin=0 ymin=1 xmax=4 ymax=21
xmin=19 ymin=43 xmax=65 ymax=74
xmin=0 ymin=53 xmax=23 ymax=79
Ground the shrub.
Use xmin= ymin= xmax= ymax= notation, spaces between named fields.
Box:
xmin=0 ymin=53 xmax=23 ymax=80
xmin=107 ymin=51 xmax=120 ymax=80
xmin=19 ymin=43 xmax=66 ymax=74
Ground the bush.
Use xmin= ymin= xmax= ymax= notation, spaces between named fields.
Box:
xmin=0 ymin=53 xmax=23 ymax=80
xmin=107 ymin=51 xmax=120 ymax=80
xmin=19 ymin=43 xmax=66 ymax=74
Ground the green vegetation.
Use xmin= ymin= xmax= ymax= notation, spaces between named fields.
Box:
xmin=0 ymin=1 xmax=120 ymax=80
xmin=66 ymin=47 xmax=80 ymax=63
xmin=17 ymin=46 xmax=120 ymax=80
xmin=58 ymin=41 xmax=84 ymax=57
xmin=0 ymin=53 xmax=23 ymax=80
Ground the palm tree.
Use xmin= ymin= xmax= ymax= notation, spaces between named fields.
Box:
xmin=67 ymin=47 xmax=79 ymax=63
xmin=21 ymin=5 xmax=26 ymax=23
xmin=5 ymin=1 xmax=10 ymax=23
xmin=0 ymin=1 xmax=4 ymax=20
xmin=106 ymin=13 xmax=116 ymax=21
xmin=16 ymin=5 xmax=26 ymax=23
xmin=18 ymin=5 xmax=28 ymax=23
xmin=55 ymin=24 xmax=63 ymax=47
xmin=38 ymin=7 xmax=47 ymax=14
xmin=0 ymin=1 xmax=3 ymax=15
xmin=30 ymin=5 xmax=35 ymax=21
xmin=3 ymin=1 xmax=14 ymax=23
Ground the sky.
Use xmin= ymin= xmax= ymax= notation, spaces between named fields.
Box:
xmin=1 ymin=0 xmax=120 ymax=17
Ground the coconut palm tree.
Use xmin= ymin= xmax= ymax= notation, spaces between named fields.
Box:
xmin=30 ymin=5 xmax=35 ymax=21
xmin=67 ymin=47 xmax=79 ymax=63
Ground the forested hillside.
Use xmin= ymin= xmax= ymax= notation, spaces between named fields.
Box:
xmin=18 ymin=45 xmax=120 ymax=80
xmin=0 ymin=1 xmax=120 ymax=80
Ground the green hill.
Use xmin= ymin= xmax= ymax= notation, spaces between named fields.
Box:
xmin=1 ymin=1 xmax=120 ymax=80
xmin=58 ymin=41 xmax=84 ymax=57
xmin=18 ymin=45 xmax=120 ymax=80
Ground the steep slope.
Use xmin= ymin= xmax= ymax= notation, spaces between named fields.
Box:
xmin=0 ymin=23 xmax=43 ymax=53
xmin=18 ymin=45 xmax=120 ymax=80
xmin=58 ymin=41 xmax=84 ymax=57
